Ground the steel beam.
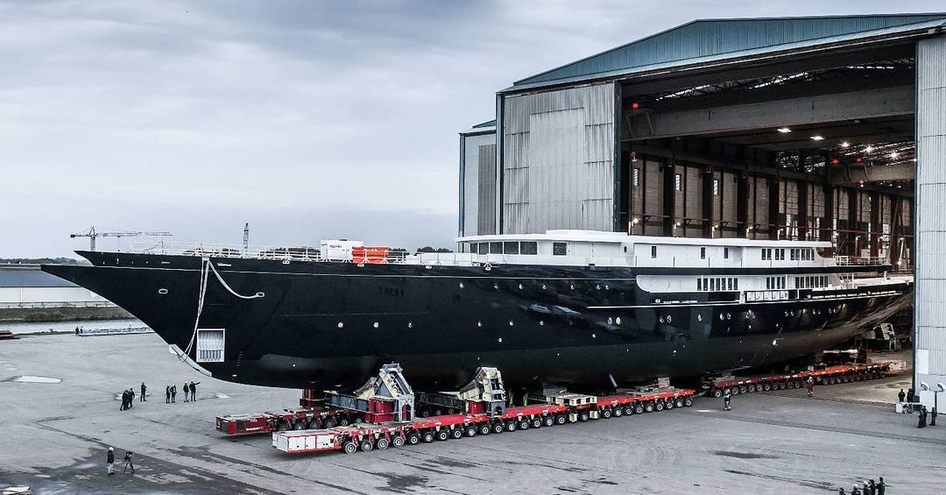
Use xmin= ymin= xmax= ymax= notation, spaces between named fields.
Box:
xmin=830 ymin=162 xmax=915 ymax=183
xmin=627 ymin=85 xmax=914 ymax=140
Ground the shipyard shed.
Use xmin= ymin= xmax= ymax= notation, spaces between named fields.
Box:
xmin=458 ymin=13 xmax=946 ymax=398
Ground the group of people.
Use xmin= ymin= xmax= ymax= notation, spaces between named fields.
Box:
xmin=119 ymin=385 xmax=142 ymax=411
xmin=838 ymin=477 xmax=885 ymax=494
xmin=898 ymin=388 xmax=938 ymax=428
xmin=164 ymin=381 xmax=200 ymax=403
xmin=105 ymin=447 xmax=134 ymax=476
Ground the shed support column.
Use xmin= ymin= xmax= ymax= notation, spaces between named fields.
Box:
xmin=768 ymin=178 xmax=780 ymax=240
xmin=915 ymin=36 xmax=946 ymax=394
xmin=663 ymin=162 xmax=676 ymax=237
xmin=823 ymin=184 xmax=835 ymax=245
xmin=847 ymin=189 xmax=859 ymax=257
xmin=798 ymin=181 xmax=809 ymax=240
xmin=869 ymin=193 xmax=881 ymax=259
xmin=736 ymin=175 xmax=749 ymax=239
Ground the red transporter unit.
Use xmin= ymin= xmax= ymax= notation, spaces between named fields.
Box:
xmin=351 ymin=246 xmax=390 ymax=264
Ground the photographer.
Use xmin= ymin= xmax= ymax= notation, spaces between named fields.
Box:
xmin=122 ymin=451 xmax=135 ymax=474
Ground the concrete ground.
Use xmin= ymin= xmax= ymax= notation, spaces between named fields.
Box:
xmin=1 ymin=333 xmax=943 ymax=495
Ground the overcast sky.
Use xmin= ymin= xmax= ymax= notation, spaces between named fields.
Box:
xmin=2 ymin=0 xmax=942 ymax=257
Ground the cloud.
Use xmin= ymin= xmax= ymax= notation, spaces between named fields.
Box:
xmin=1 ymin=0 xmax=941 ymax=257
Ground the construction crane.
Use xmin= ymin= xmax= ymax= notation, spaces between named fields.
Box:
xmin=70 ymin=226 xmax=172 ymax=251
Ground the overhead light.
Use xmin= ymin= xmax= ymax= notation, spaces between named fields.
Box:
xmin=811 ymin=135 xmax=824 ymax=141
xmin=889 ymin=151 xmax=899 ymax=159
xmin=630 ymin=102 xmax=640 ymax=110
xmin=865 ymin=145 xmax=874 ymax=153
xmin=777 ymin=127 xmax=792 ymax=133
xmin=840 ymin=141 xmax=850 ymax=148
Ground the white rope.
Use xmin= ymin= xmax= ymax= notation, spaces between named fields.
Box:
xmin=180 ymin=258 xmax=264 ymax=360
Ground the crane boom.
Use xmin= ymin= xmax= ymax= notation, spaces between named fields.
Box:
xmin=70 ymin=226 xmax=172 ymax=251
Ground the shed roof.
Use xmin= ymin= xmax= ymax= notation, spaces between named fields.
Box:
xmin=0 ymin=266 xmax=76 ymax=288
xmin=511 ymin=13 xmax=946 ymax=90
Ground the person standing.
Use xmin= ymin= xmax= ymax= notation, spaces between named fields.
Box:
xmin=183 ymin=382 xmax=189 ymax=402
xmin=171 ymin=384 xmax=177 ymax=403
xmin=723 ymin=389 xmax=732 ymax=411
xmin=140 ymin=382 xmax=147 ymax=402
xmin=838 ymin=488 xmax=846 ymax=495
xmin=190 ymin=381 xmax=201 ymax=401
xmin=897 ymin=388 xmax=906 ymax=403
xmin=876 ymin=477 xmax=885 ymax=495
xmin=806 ymin=376 xmax=814 ymax=397
xmin=868 ymin=479 xmax=876 ymax=495
xmin=165 ymin=385 xmax=171 ymax=404
xmin=120 ymin=390 xmax=129 ymax=411
xmin=850 ymin=484 xmax=860 ymax=495
xmin=128 ymin=388 xmax=135 ymax=408
xmin=106 ymin=447 xmax=114 ymax=475
xmin=907 ymin=387 xmax=915 ymax=402
xmin=930 ymin=407 xmax=937 ymax=426
xmin=918 ymin=406 xmax=928 ymax=428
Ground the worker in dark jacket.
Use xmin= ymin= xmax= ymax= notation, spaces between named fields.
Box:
xmin=128 ymin=388 xmax=135 ymax=408
xmin=931 ymin=407 xmax=937 ymax=426
xmin=868 ymin=479 xmax=876 ymax=494
xmin=140 ymin=382 xmax=146 ymax=402
xmin=907 ymin=387 xmax=915 ymax=402
xmin=898 ymin=389 xmax=906 ymax=403
xmin=806 ymin=376 xmax=814 ymax=397
xmin=106 ymin=447 xmax=114 ymax=475
xmin=120 ymin=390 xmax=129 ymax=411
xmin=723 ymin=389 xmax=732 ymax=411
xmin=190 ymin=381 xmax=201 ymax=401
xmin=165 ymin=385 xmax=171 ymax=403
xmin=838 ymin=488 xmax=845 ymax=495
xmin=170 ymin=384 xmax=177 ymax=403
xmin=918 ymin=406 xmax=927 ymax=428
xmin=877 ymin=477 xmax=885 ymax=495
xmin=850 ymin=484 xmax=860 ymax=495
xmin=183 ymin=382 xmax=189 ymax=402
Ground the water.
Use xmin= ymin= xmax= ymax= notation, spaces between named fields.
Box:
xmin=0 ymin=318 xmax=144 ymax=335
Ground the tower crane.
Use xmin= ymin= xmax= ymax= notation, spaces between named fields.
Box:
xmin=70 ymin=226 xmax=173 ymax=251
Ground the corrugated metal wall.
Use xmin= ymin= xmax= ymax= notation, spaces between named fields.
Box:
xmin=502 ymin=83 xmax=615 ymax=234
xmin=916 ymin=36 xmax=946 ymax=387
xmin=458 ymin=132 xmax=498 ymax=237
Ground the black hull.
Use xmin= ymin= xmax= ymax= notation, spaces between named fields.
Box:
xmin=43 ymin=251 xmax=912 ymax=391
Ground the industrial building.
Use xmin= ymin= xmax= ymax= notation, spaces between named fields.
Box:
xmin=458 ymin=14 xmax=946 ymax=394
xmin=0 ymin=265 xmax=120 ymax=322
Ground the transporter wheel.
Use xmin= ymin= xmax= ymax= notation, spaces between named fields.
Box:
xmin=833 ymin=377 xmax=841 ymax=384
xmin=543 ymin=415 xmax=555 ymax=427
xmin=493 ymin=422 xmax=505 ymax=434
xmin=309 ymin=419 xmax=322 ymax=429
xmin=776 ymin=382 xmax=785 ymax=390
xmin=343 ymin=441 xmax=357 ymax=454
xmin=505 ymin=421 xmax=517 ymax=432
xmin=555 ymin=414 xmax=567 ymax=425
xmin=601 ymin=408 xmax=612 ymax=419
xmin=664 ymin=400 xmax=674 ymax=410
xmin=644 ymin=403 xmax=653 ymax=413
xmin=437 ymin=429 xmax=450 ymax=441
xmin=277 ymin=421 xmax=289 ymax=432
xmin=339 ymin=417 xmax=351 ymax=427
xmin=292 ymin=419 xmax=306 ymax=430
xmin=684 ymin=397 xmax=693 ymax=407
xmin=625 ymin=405 xmax=635 ymax=415
xmin=655 ymin=401 xmax=664 ymax=412
xmin=435 ymin=409 xmax=443 ymax=416
xmin=323 ymin=419 xmax=336 ymax=429
xmin=422 ymin=431 xmax=435 ymax=443
xmin=392 ymin=435 xmax=405 ymax=448
xmin=739 ymin=385 xmax=747 ymax=394
xmin=675 ymin=399 xmax=684 ymax=408
xmin=579 ymin=412 xmax=589 ymax=422
xmin=762 ymin=383 xmax=771 ymax=391
xmin=531 ymin=417 xmax=543 ymax=428
xmin=479 ymin=424 xmax=491 ymax=435
xmin=407 ymin=432 xmax=420 ymax=445
xmin=465 ymin=426 xmax=477 ymax=437
xmin=376 ymin=438 xmax=389 ymax=450
xmin=613 ymin=407 xmax=623 ymax=417
xmin=747 ymin=384 xmax=756 ymax=393
xmin=712 ymin=389 xmax=722 ymax=398
xmin=450 ymin=428 xmax=463 ymax=439
xmin=360 ymin=440 xmax=373 ymax=452
xmin=518 ymin=419 xmax=530 ymax=430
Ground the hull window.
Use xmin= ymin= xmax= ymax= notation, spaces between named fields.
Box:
xmin=196 ymin=329 xmax=225 ymax=363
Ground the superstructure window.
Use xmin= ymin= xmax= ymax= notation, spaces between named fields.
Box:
xmin=503 ymin=242 xmax=519 ymax=255
xmin=553 ymin=242 xmax=567 ymax=256
xmin=713 ymin=178 xmax=720 ymax=196
xmin=724 ymin=247 xmax=729 ymax=259
xmin=489 ymin=242 xmax=502 ymax=254
xmin=633 ymin=168 xmax=640 ymax=187
xmin=651 ymin=246 xmax=657 ymax=258
xmin=700 ymin=247 xmax=706 ymax=259
xmin=478 ymin=243 xmax=488 ymax=255
xmin=520 ymin=242 xmax=537 ymax=255
xmin=674 ymin=174 xmax=682 ymax=192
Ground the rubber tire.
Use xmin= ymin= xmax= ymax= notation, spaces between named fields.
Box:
xmin=625 ymin=405 xmax=635 ymax=415
xmin=339 ymin=417 xmax=351 ymax=427
xmin=664 ymin=400 xmax=674 ymax=410
xmin=763 ymin=383 xmax=771 ymax=391
xmin=579 ymin=412 xmax=589 ymax=422
xmin=450 ymin=428 xmax=463 ymax=439
xmin=634 ymin=404 xmax=644 ymax=414
xmin=531 ymin=417 xmax=542 ymax=428
xmin=675 ymin=399 xmax=684 ymax=408
xmin=466 ymin=426 xmax=477 ymax=437
xmin=613 ymin=407 xmax=623 ymax=417
xmin=407 ymin=433 xmax=420 ymax=445
xmin=437 ymin=429 xmax=450 ymax=441
xmin=601 ymin=408 xmax=612 ymax=419
xmin=739 ymin=385 xmax=747 ymax=394
xmin=309 ymin=419 xmax=322 ymax=429
xmin=323 ymin=419 xmax=336 ymax=429
xmin=277 ymin=421 xmax=289 ymax=432
xmin=555 ymin=415 xmax=567 ymax=425
xmin=684 ymin=397 xmax=693 ymax=407
xmin=493 ymin=422 xmax=505 ymax=434
xmin=518 ymin=419 xmax=530 ymax=430
xmin=292 ymin=420 xmax=306 ymax=430
xmin=712 ymin=389 xmax=722 ymax=398
xmin=360 ymin=440 xmax=373 ymax=452
xmin=655 ymin=401 xmax=664 ymax=412
xmin=422 ymin=431 xmax=435 ymax=443
xmin=376 ymin=438 xmax=389 ymax=450
xmin=747 ymin=384 xmax=756 ymax=393
xmin=644 ymin=403 xmax=653 ymax=413
xmin=505 ymin=421 xmax=517 ymax=432
xmin=479 ymin=424 xmax=491 ymax=435
xmin=343 ymin=441 xmax=357 ymax=454
xmin=392 ymin=435 xmax=405 ymax=448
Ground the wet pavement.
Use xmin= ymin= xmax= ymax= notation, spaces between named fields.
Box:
xmin=1 ymin=333 xmax=943 ymax=494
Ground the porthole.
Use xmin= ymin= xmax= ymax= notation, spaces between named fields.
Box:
xmin=539 ymin=320 xmax=545 ymax=326
xmin=497 ymin=338 xmax=503 ymax=343
xmin=458 ymin=282 xmax=464 ymax=289
xmin=508 ymin=321 xmax=514 ymax=327
xmin=373 ymin=322 xmax=380 ymax=328
xmin=570 ymin=284 xmax=575 ymax=290
xmin=607 ymin=317 xmax=613 ymax=325
xmin=615 ymin=317 xmax=622 ymax=325
xmin=518 ymin=283 xmax=524 ymax=290
xmin=494 ymin=283 xmax=499 ymax=290
xmin=477 ymin=321 xmax=483 ymax=327
xmin=541 ymin=284 xmax=547 ymax=290
xmin=667 ymin=315 xmax=672 ymax=323
xmin=157 ymin=288 xmax=168 ymax=295
xmin=337 ymin=322 xmax=344 ymax=329
xmin=726 ymin=313 xmax=731 ymax=320
xmin=407 ymin=322 xmax=413 ymax=329
xmin=719 ymin=314 xmax=725 ymax=321
xmin=697 ymin=314 xmax=702 ymax=322
xmin=659 ymin=316 xmax=665 ymax=323
xmin=592 ymin=333 xmax=597 ymax=339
